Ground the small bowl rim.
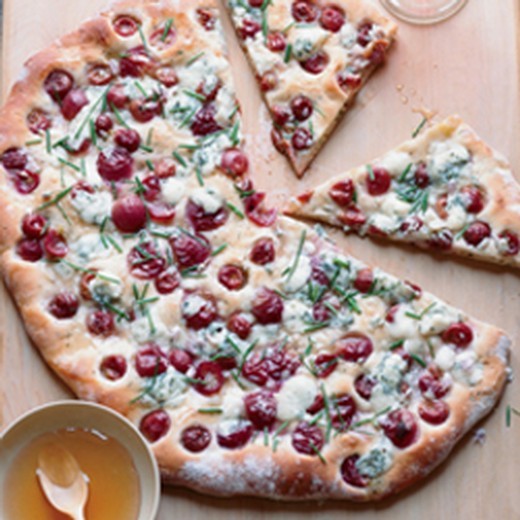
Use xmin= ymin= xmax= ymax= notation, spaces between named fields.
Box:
xmin=0 ymin=399 xmax=160 ymax=520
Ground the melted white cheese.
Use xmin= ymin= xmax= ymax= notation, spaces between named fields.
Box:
xmin=70 ymin=190 xmax=112 ymax=225
xmin=191 ymin=187 xmax=224 ymax=214
xmin=276 ymin=375 xmax=317 ymax=421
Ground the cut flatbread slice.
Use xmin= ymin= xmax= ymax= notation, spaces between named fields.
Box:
xmin=225 ymin=0 xmax=397 ymax=177
xmin=287 ymin=115 xmax=520 ymax=268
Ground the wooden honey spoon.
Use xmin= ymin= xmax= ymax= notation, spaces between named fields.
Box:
xmin=36 ymin=442 xmax=89 ymax=520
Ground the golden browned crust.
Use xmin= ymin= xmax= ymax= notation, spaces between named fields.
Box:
xmin=224 ymin=0 xmax=397 ymax=177
xmin=0 ymin=1 xmax=510 ymax=505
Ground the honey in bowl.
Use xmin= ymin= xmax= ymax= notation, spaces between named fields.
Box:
xmin=3 ymin=427 xmax=141 ymax=520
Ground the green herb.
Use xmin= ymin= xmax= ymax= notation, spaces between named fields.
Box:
xmin=239 ymin=340 xmax=258 ymax=372
xmin=145 ymin=160 xmax=155 ymax=171
xmin=284 ymin=43 xmax=292 ymax=63
xmin=261 ymin=9 xmax=269 ymax=37
xmin=226 ymin=202 xmax=245 ymax=219
xmin=74 ymin=86 xmax=111 ymax=140
xmin=183 ymin=376 xmax=208 ymax=386
xmin=405 ymin=302 xmax=436 ymax=321
xmin=184 ymin=89 xmax=207 ymax=103
xmin=410 ymin=353 xmax=427 ymax=368
xmin=80 ymin=158 xmax=87 ymax=178
xmin=138 ymin=24 xmax=150 ymax=54
xmin=198 ymin=407 xmax=223 ymax=414
xmin=104 ymin=301 xmax=131 ymax=321
xmin=285 ymin=230 xmax=306 ymax=282
xmin=106 ymin=235 xmax=123 ymax=253
xmin=389 ymin=339 xmax=404 ymax=351
xmin=211 ymin=244 xmax=227 ymax=257
xmin=162 ymin=18 xmax=174 ymax=42
xmin=229 ymin=121 xmax=240 ymax=146
xmin=427 ymin=339 xmax=435 ymax=358
xmin=57 ymin=158 xmax=81 ymax=173
xmin=351 ymin=406 xmax=392 ymax=429
xmin=234 ymin=184 xmax=255 ymax=199
xmin=455 ymin=223 xmax=471 ymax=240
xmin=146 ymin=128 xmax=154 ymax=147
xmin=282 ymin=21 xmax=295 ymax=33
xmin=45 ymin=130 xmax=52 ymax=154
xmin=309 ymin=442 xmax=327 ymax=464
xmin=89 ymin=120 xmax=98 ymax=148
xmin=60 ymin=259 xmax=121 ymax=284
xmin=230 ymin=370 xmax=246 ymax=390
xmin=398 ymin=163 xmax=413 ymax=183
xmin=320 ymin=384 xmax=333 ymax=442
xmin=145 ymin=307 xmax=156 ymax=334
xmin=263 ymin=427 xmax=269 ymax=447
xmin=186 ymin=51 xmax=205 ymax=66
xmin=195 ymin=166 xmax=204 ymax=186
xmin=506 ymin=405 xmax=520 ymax=427
xmin=367 ymin=164 xmax=375 ymax=181
xmin=412 ymin=117 xmax=428 ymax=138
xmin=134 ymin=81 xmax=148 ymax=98
xmin=110 ymin=103 xmax=130 ymax=128
xmin=179 ymin=107 xmax=197 ymax=129
xmin=172 ymin=150 xmax=188 ymax=167
xmin=271 ymin=420 xmax=290 ymax=452
xmin=25 ymin=138 xmax=43 ymax=146
xmin=303 ymin=321 xmax=330 ymax=334
xmin=228 ymin=104 xmax=240 ymax=121
xmin=37 ymin=186 xmax=73 ymax=210
xmin=139 ymin=143 xmax=154 ymax=153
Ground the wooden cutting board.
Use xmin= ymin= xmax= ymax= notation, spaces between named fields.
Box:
xmin=1 ymin=0 xmax=519 ymax=518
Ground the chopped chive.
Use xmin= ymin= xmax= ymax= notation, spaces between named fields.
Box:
xmin=304 ymin=338 xmax=314 ymax=357
xmin=239 ymin=340 xmax=258 ymax=371
xmin=37 ymin=186 xmax=73 ymax=210
xmin=389 ymin=339 xmax=404 ymax=351
xmin=398 ymin=163 xmax=413 ymax=183
xmin=162 ymin=18 xmax=174 ymax=42
xmin=412 ymin=117 xmax=428 ymax=138
xmin=186 ymin=51 xmax=205 ymax=66
xmin=138 ymin=24 xmax=149 ymax=54
xmin=367 ymin=164 xmax=375 ymax=181
xmin=410 ymin=353 xmax=427 ymax=368
xmin=228 ymin=104 xmax=240 ymax=121
xmin=351 ymin=406 xmax=392 ymax=429
xmin=145 ymin=159 xmax=155 ymax=171
xmin=226 ymin=202 xmax=245 ymax=219
xmin=286 ymin=230 xmax=306 ymax=281
xmin=303 ymin=321 xmax=330 ymax=334
xmin=106 ymin=235 xmax=123 ymax=253
xmin=211 ymin=244 xmax=228 ymax=257
xmin=229 ymin=121 xmax=240 ymax=146
xmin=506 ymin=405 xmax=511 ymax=427
xmin=57 ymin=158 xmax=81 ymax=172
xmin=282 ymin=21 xmax=295 ymax=33
xmin=320 ymin=384 xmax=333 ymax=442
xmin=146 ymin=128 xmax=154 ymax=147
xmin=145 ymin=307 xmax=156 ymax=334
xmin=110 ymin=103 xmax=130 ymax=128
xmin=405 ymin=310 xmax=422 ymax=320
xmin=74 ymin=86 xmax=111 ymax=140
xmin=178 ymin=143 xmax=201 ymax=151
xmin=89 ymin=119 xmax=98 ymax=148
xmin=55 ymin=203 xmax=71 ymax=225
xmin=284 ymin=43 xmax=292 ymax=63
xmin=455 ymin=223 xmax=471 ymax=240
xmin=230 ymin=370 xmax=246 ymax=390
xmin=172 ymin=150 xmax=187 ymax=167
xmin=25 ymin=138 xmax=43 ymax=146
xmin=139 ymin=143 xmax=153 ymax=153
xmin=80 ymin=158 xmax=87 ymax=178
xmin=198 ymin=407 xmax=223 ymax=414
xmin=134 ymin=81 xmax=148 ymax=98
xmin=195 ymin=166 xmax=204 ymax=186
xmin=261 ymin=9 xmax=268 ymax=37
xmin=263 ymin=427 xmax=269 ymax=447
xmin=184 ymin=89 xmax=207 ymax=103
xmin=183 ymin=376 xmax=207 ymax=386
xmin=179 ymin=107 xmax=196 ymax=128
xmin=45 ymin=130 xmax=52 ymax=154
xmin=104 ymin=302 xmax=130 ymax=321
xmin=309 ymin=442 xmax=327 ymax=464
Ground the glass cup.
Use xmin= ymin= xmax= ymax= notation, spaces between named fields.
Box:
xmin=379 ymin=0 xmax=468 ymax=25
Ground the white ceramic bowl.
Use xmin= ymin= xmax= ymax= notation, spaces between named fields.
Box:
xmin=0 ymin=400 xmax=160 ymax=520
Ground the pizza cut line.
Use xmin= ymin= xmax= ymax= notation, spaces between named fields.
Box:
xmin=225 ymin=0 xmax=397 ymax=177
xmin=0 ymin=0 xmax=511 ymax=503
xmin=287 ymin=115 xmax=520 ymax=268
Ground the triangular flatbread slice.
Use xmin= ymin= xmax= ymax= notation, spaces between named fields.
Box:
xmin=287 ymin=115 xmax=520 ymax=268
xmin=225 ymin=0 xmax=396 ymax=177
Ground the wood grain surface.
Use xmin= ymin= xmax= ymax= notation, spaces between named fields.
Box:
xmin=1 ymin=0 xmax=519 ymax=518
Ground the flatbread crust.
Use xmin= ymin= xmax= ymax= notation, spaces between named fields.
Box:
xmin=0 ymin=0 xmax=510 ymax=503
xmin=287 ymin=115 xmax=520 ymax=268
xmin=224 ymin=0 xmax=397 ymax=177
